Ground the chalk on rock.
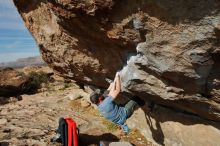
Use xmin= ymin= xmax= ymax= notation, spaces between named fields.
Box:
xmin=133 ymin=18 xmax=144 ymax=30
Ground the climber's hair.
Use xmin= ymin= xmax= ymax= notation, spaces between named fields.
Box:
xmin=90 ymin=89 xmax=104 ymax=105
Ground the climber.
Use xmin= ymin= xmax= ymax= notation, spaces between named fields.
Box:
xmin=90 ymin=72 xmax=145 ymax=134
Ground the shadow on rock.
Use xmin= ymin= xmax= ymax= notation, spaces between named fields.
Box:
xmin=140 ymin=103 xmax=220 ymax=145
xmin=78 ymin=133 xmax=119 ymax=146
xmin=0 ymin=96 xmax=22 ymax=105
xmin=145 ymin=113 xmax=165 ymax=146
xmin=0 ymin=142 xmax=9 ymax=146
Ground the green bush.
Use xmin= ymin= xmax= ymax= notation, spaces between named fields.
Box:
xmin=24 ymin=71 xmax=51 ymax=93
xmin=64 ymin=83 xmax=71 ymax=89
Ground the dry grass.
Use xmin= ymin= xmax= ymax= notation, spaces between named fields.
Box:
xmin=123 ymin=129 xmax=154 ymax=146
xmin=69 ymin=99 xmax=99 ymax=116
xmin=101 ymin=119 xmax=119 ymax=132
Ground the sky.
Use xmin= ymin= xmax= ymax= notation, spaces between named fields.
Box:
xmin=0 ymin=0 xmax=39 ymax=63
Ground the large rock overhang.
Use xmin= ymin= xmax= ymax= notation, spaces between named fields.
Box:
xmin=13 ymin=0 xmax=220 ymax=121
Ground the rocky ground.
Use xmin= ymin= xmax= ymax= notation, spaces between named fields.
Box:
xmin=0 ymin=69 xmax=153 ymax=146
xmin=1 ymin=66 xmax=219 ymax=146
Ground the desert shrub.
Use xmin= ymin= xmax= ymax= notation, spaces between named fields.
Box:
xmin=24 ymin=71 xmax=51 ymax=93
xmin=62 ymin=83 xmax=71 ymax=89
xmin=18 ymin=71 xmax=25 ymax=77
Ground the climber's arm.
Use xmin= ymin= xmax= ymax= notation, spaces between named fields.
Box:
xmin=108 ymin=72 xmax=121 ymax=100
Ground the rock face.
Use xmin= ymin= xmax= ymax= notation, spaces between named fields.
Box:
xmin=127 ymin=105 xmax=220 ymax=146
xmin=13 ymin=0 xmax=220 ymax=123
xmin=0 ymin=68 xmax=29 ymax=98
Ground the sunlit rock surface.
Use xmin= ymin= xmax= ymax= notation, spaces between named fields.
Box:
xmin=0 ymin=68 xmax=28 ymax=98
xmin=13 ymin=0 xmax=220 ymax=145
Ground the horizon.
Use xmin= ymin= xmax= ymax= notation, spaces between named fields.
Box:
xmin=0 ymin=0 xmax=39 ymax=63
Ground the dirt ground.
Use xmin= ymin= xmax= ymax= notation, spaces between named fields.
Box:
xmin=0 ymin=81 xmax=154 ymax=146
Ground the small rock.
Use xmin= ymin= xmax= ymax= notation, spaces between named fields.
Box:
xmin=84 ymin=85 xmax=96 ymax=94
xmin=0 ymin=68 xmax=29 ymax=97
xmin=80 ymin=98 xmax=91 ymax=108
xmin=66 ymin=89 xmax=89 ymax=101
xmin=166 ymin=86 xmax=184 ymax=93
xmin=137 ymin=137 xmax=142 ymax=141
xmin=0 ymin=118 xmax=7 ymax=125
xmin=66 ymin=93 xmax=82 ymax=101
xmin=0 ymin=97 xmax=8 ymax=104
xmin=54 ymin=85 xmax=65 ymax=91
xmin=52 ymin=74 xmax=65 ymax=82
xmin=38 ymin=87 xmax=47 ymax=92
xmin=0 ymin=108 xmax=8 ymax=115
xmin=8 ymin=97 xmax=19 ymax=103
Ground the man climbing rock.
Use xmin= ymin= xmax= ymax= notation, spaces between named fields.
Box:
xmin=90 ymin=72 xmax=145 ymax=134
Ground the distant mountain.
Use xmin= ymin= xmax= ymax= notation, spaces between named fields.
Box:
xmin=0 ymin=56 xmax=46 ymax=68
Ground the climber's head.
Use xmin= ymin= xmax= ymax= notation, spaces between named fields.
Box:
xmin=90 ymin=89 xmax=104 ymax=105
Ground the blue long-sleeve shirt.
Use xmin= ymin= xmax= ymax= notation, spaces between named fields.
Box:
xmin=98 ymin=96 xmax=130 ymax=133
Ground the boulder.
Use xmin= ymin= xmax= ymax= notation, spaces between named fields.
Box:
xmin=13 ymin=0 xmax=220 ymax=125
xmin=0 ymin=68 xmax=29 ymax=98
xmin=127 ymin=105 xmax=220 ymax=146
xmin=65 ymin=89 xmax=89 ymax=101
